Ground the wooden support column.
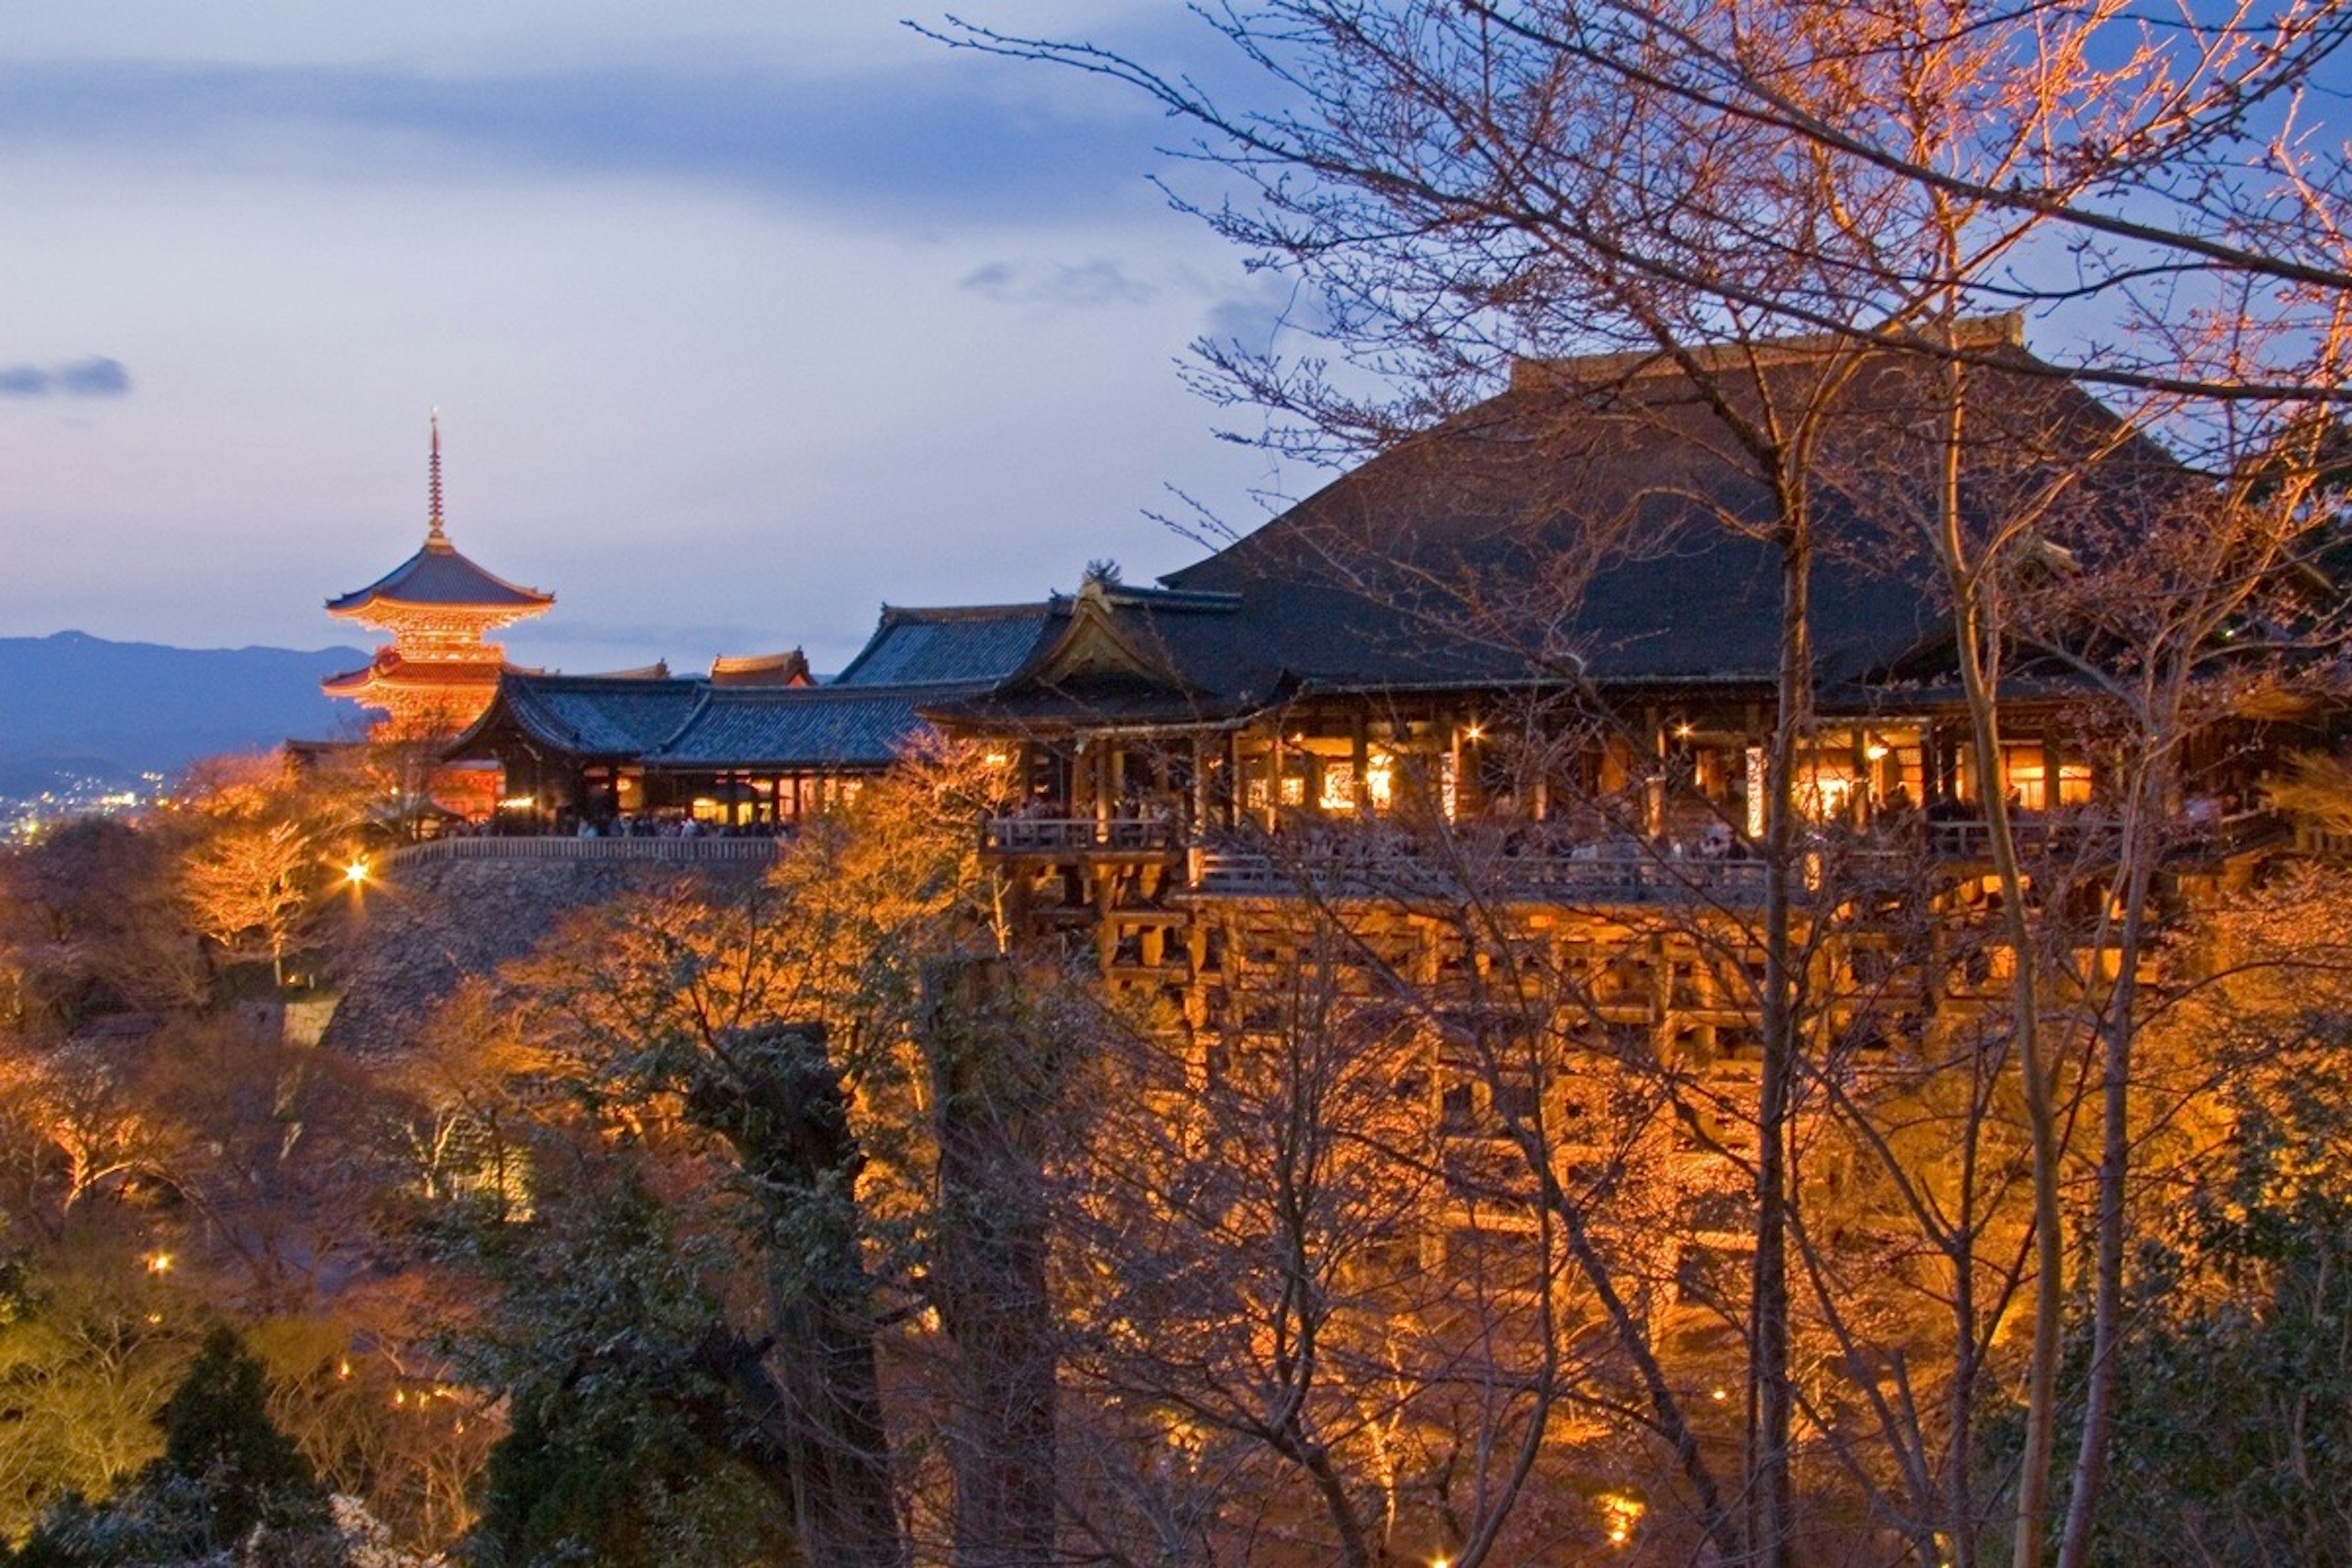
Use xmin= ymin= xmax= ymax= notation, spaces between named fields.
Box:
xmin=1268 ymin=729 xmax=1286 ymax=831
xmin=1446 ymin=710 xmax=1463 ymax=823
xmin=1351 ymin=711 xmax=1371 ymax=816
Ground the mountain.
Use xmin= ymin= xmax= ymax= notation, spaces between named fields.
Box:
xmin=0 ymin=630 xmax=371 ymax=792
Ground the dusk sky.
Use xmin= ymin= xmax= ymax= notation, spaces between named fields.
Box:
xmin=0 ymin=4 xmax=1303 ymax=675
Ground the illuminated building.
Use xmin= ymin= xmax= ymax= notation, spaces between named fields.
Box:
xmin=322 ymin=417 xmax=553 ymax=738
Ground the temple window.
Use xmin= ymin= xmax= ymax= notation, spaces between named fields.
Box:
xmin=1318 ymin=760 xmax=1356 ymax=812
xmin=1365 ymin=752 xmax=1396 ymax=812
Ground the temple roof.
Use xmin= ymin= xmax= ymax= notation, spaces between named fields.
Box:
xmin=833 ymin=603 xmax=1054 ymax=687
xmin=321 ymin=649 xmax=518 ymax=695
xmin=649 ymin=685 xmax=954 ymax=769
xmin=451 ymin=673 xmax=708 ymax=758
xmin=326 ymin=535 xmax=554 ymax=617
xmin=448 ymin=669 xmax=981 ymax=771
xmin=932 ymin=323 xmax=2183 ymax=729
xmin=709 ymin=649 xmax=813 ymax=687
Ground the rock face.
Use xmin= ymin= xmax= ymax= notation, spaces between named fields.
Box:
xmin=317 ymin=858 xmax=765 ymax=1058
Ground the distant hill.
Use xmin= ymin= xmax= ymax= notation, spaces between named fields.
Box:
xmin=0 ymin=630 xmax=371 ymax=792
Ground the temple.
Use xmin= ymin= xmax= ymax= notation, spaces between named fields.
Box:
xmin=439 ymin=323 xmax=2332 ymax=968
xmin=322 ymin=417 xmax=554 ymax=737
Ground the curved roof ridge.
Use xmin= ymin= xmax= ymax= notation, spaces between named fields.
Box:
xmin=326 ymin=537 xmax=554 ymax=616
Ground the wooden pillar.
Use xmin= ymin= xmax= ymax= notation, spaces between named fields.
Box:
xmin=1446 ymin=710 xmax=1462 ymax=823
xmin=1351 ymin=712 xmax=1371 ymax=816
xmin=1268 ymin=729 xmax=1286 ymax=831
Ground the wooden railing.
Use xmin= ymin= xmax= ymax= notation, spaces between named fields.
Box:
xmin=1191 ymin=809 xmax=2287 ymax=905
xmin=1928 ymin=809 xmax=2280 ymax=862
xmin=1190 ymin=845 xmax=1779 ymax=906
xmin=2297 ymin=821 xmax=2352 ymax=859
xmin=980 ymin=817 xmax=1181 ymax=854
xmin=381 ymin=836 xmax=780 ymax=870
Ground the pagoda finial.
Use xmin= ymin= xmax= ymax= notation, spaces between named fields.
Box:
xmin=427 ymin=410 xmax=447 ymax=545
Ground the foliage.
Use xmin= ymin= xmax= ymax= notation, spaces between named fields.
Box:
xmin=9 ymin=1324 xmax=340 ymax=1568
xmin=0 ymin=1262 xmax=195 ymax=1547
xmin=180 ymin=823 xmax=315 ymax=992
xmin=453 ymin=1140 xmax=795 ymax=1568
xmin=1997 ymin=1040 xmax=2352 ymax=1567
xmin=0 ymin=821 xmax=206 ymax=1036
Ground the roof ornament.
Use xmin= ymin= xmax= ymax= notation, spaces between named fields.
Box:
xmin=426 ymin=410 xmax=448 ymax=548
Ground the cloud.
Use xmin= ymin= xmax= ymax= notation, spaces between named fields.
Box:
xmin=1202 ymin=274 xmax=1330 ymax=353
xmin=0 ymin=356 xmax=131 ymax=398
xmin=0 ymin=57 xmax=1174 ymax=227
xmin=960 ymin=258 xmax=1155 ymax=308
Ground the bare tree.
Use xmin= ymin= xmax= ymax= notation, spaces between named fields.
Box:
xmin=929 ymin=5 xmax=2352 ymax=1564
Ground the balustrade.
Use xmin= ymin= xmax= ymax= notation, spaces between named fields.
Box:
xmin=979 ymin=816 xmax=1181 ymax=854
xmin=382 ymin=835 xmax=780 ymax=870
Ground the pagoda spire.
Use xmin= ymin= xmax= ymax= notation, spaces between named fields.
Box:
xmin=427 ymin=410 xmax=448 ymax=547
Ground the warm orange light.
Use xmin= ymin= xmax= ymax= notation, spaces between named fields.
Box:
xmin=344 ymin=855 xmax=371 ymax=886
xmin=1463 ymin=722 xmax=1485 ymax=742
xmin=145 ymin=1252 xmax=172 ymax=1275
xmin=1600 ymin=1493 xmax=1645 ymax=1547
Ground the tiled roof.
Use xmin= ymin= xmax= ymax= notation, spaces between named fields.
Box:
xmin=468 ymin=674 xmax=707 ymax=756
xmin=922 ymin=332 xmax=2180 ymax=733
xmin=322 ymin=652 xmax=512 ymax=693
xmin=709 ymin=650 xmax=812 ymax=687
xmin=832 ymin=604 xmax=1052 ymax=687
xmin=448 ymin=671 xmax=975 ymax=771
xmin=327 ymin=535 xmax=553 ymax=616
xmin=1137 ymin=332 xmax=2178 ymax=696
xmin=649 ymin=685 xmax=962 ymax=768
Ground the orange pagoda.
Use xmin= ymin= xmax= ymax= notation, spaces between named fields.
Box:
xmin=322 ymin=418 xmax=553 ymax=737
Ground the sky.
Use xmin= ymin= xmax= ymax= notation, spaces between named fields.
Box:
xmin=0 ymin=4 xmax=1308 ymax=675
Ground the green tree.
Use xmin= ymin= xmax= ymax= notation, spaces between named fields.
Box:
xmin=457 ymin=1142 xmax=798 ymax=1568
xmin=10 ymin=1324 xmax=336 ymax=1567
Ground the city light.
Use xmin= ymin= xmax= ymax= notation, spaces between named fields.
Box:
xmin=344 ymin=854 xmax=371 ymax=886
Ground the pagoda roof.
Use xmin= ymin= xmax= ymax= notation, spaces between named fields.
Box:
xmin=330 ymin=419 xmax=552 ymax=619
xmin=322 ymin=649 xmax=519 ymax=695
xmin=326 ymin=533 xmax=553 ymax=617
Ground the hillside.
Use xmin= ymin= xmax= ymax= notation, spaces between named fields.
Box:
xmin=0 ymin=629 xmax=369 ymax=791
xmin=317 ymin=854 xmax=769 ymax=1057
